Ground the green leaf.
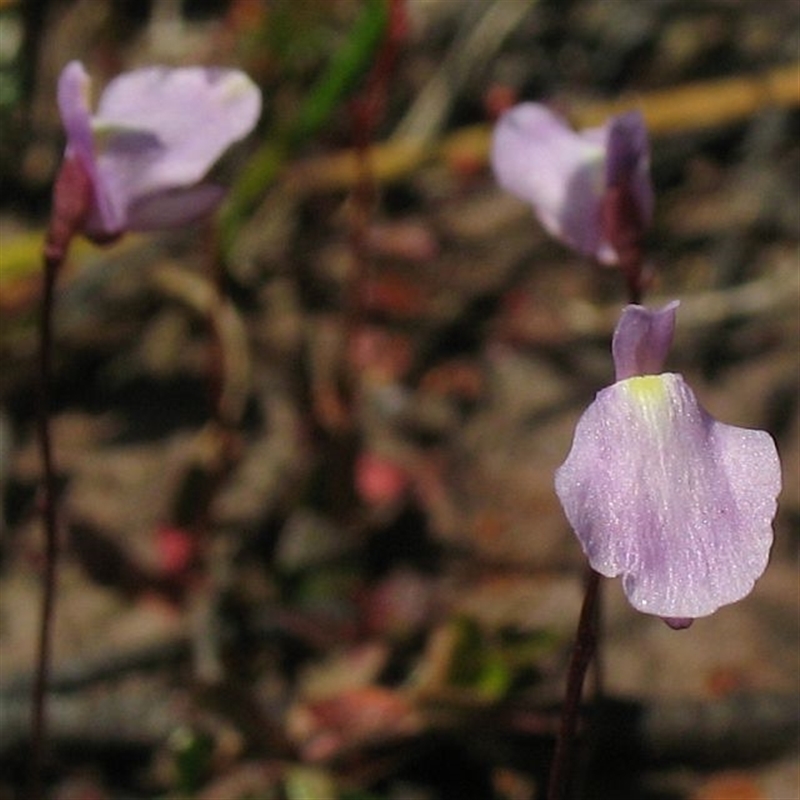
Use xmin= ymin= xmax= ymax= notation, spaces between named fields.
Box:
xmin=289 ymin=0 xmax=388 ymax=145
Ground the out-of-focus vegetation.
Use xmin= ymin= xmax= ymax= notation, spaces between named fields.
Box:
xmin=0 ymin=2 xmax=798 ymax=799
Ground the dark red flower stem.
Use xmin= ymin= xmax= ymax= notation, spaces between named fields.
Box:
xmin=29 ymin=251 xmax=59 ymax=800
xmin=343 ymin=0 xmax=406 ymax=374
xmin=329 ymin=0 xmax=405 ymax=435
xmin=548 ymin=211 xmax=646 ymax=799
xmin=546 ymin=567 xmax=602 ymax=800
xmin=30 ymin=155 xmax=92 ymax=800
xmin=309 ymin=0 xmax=407 ymax=516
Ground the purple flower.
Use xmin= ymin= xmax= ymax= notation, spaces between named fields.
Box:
xmin=555 ymin=303 xmax=781 ymax=627
xmin=57 ymin=60 xmax=261 ymax=241
xmin=490 ymin=103 xmax=653 ymax=265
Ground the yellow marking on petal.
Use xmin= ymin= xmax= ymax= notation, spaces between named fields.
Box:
xmin=621 ymin=375 xmax=673 ymax=432
xmin=625 ymin=375 xmax=668 ymax=405
xmin=222 ymin=73 xmax=254 ymax=101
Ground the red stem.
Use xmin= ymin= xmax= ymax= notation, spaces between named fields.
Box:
xmin=341 ymin=0 xmax=406 ymax=415
xmin=30 ymin=253 xmax=60 ymax=800
xmin=30 ymin=152 xmax=91 ymax=799
xmin=546 ymin=567 xmax=602 ymax=800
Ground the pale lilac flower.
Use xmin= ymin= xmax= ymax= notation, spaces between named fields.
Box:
xmin=555 ymin=303 xmax=781 ymax=627
xmin=57 ymin=60 xmax=261 ymax=241
xmin=490 ymin=103 xmax=653 ymax=265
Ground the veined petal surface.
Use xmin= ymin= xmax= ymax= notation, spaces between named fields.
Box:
xmin=555 ymin=373 xmax=780 ymax=619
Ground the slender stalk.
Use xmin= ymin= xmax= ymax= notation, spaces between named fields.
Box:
xmin=342 ymin=0 xmax=405 ymax=405
xmin=29 ymin=252 xmax=61 ymax=800
xmin=624 ymin=267 xmax=643 ymax=306
xmin=30 ymin=153 xmax=90 ymax=800
xmin=546 ymin=567 xmax=602 ymax=800
xmin=546 ymin=226 xmax=645 ymax=798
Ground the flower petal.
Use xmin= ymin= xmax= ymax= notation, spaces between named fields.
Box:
xmin=605 ymin=110 xmax=654 ymax=229
xmin=490 ymin=103 xmax=606 ymax=258
xmin=94 ymin=66 xmax=261 ymax=198
xmin=57 ymin=62 xmax=120 ymax=235
xmin=555 ymin=373 xmax=780 ymax=620
xmin=58 ymin=61 xmax=261 ymax=238
xmin=490 ymin=104 xmax=656 ymax=264
xmin=612 ymin=301 xmax=679 ymax=381
xmin=125 ymin=183 xmax=226 ymax=230
xmin=86 ymin=125 xmax=164 ymax=236
xmin=57 ymin=61 xmax=94 ymax=162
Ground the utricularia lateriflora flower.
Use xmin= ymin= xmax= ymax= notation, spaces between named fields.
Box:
xmin=56 ymin=60 xmax=261 ymax=242
xmin=490 ymin=103 xmax=653 ymax=265
xmin=555 ymin=303 xmax=781 ymax=628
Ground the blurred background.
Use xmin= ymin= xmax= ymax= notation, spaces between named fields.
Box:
xmin=0 ymin=1 xmax=798 ymax=798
